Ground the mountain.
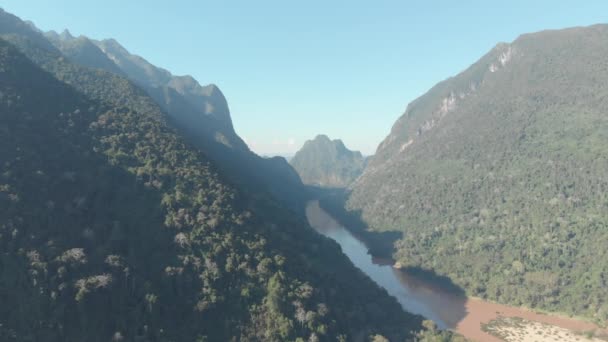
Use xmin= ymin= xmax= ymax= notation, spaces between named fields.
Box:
xmin=0 ymin=10 xmax=444 ymax=341
xmin=348 ymin=25 xmax=608 ymax=322
xmin=290 ymin=135 xmax=367 ymax=188
xmin=45 ymin=30 xmax=126 ymax=76
xmin=34 ymin=15 xmax=306 ymax=212
xmin=44 ymin=28 xmax=243 ymax=150
xmin=0 ymin=8 xmax=57 ymax=53
xmin=91 ymin=38 xmax=238 ymax=138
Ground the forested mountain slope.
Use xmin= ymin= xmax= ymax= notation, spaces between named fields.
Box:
xmin=290 ymin=135 xmax=366 ymax=188
xmin=89 ymin=36 xmax=243 ymax=149
xmin=0 ymin=34 xmax=435 ymax=341
xmin=45 ymin=27 xmax=242 ymax=150
xmin=348 ymin=25 xmax=608 ymax=322
xmin=20 ymin=13 xmax=305 ymax=211
xmin=45 ymin=29 xmax=126 ymax=76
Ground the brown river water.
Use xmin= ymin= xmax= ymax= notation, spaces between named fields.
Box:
xmin=305 ymin=200 xmax=605 ymax=342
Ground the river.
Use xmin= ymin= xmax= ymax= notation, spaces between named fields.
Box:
xmin=305 ymin=200 xmax=605 ymax=342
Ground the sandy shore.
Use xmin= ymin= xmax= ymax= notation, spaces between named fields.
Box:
xmin=452 ymin=297 xmax=606 ymax=341
xmin=483 ymin=316 xmax=606 ymax=342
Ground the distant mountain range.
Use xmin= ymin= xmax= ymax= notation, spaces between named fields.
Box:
xmin=36 ymin=21 xmax=307 ymax=211
xmin=6 ymin=3 xmax=608 ymax=338
xmin=348 ymin=24 xmax=608 ymax=322
xmin=0 ymin=7 xmax=443 ymax=341
xmin=290 ymin=135 xmax=367 ymax=188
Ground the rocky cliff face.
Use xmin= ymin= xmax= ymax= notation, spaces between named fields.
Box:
xmin=358 ymin=42 xmax=517 ymax=185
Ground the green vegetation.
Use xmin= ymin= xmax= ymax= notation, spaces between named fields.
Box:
xmin=349 ymin=25 xmax=608 ymax=323
xmin=45 ymin=30 xmax=127 ymax=76
xmin=40 ymin=16 xmax=307 ymax=213
xmin=290 ymin=135 xmax=366 ymax=188
xmin=0 ymin=34 xmax=433 ymax=341
xmin=0 ymin=8 xmax=470 ymax=339
xmin=415 ymin=321 xmax=469 ymax=342
xmin=316 ymin=188 xmax=402 ymax=259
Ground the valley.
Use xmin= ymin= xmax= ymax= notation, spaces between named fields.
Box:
xmin=306 ymin=200 xmax=607 ymax=342
xmin=1 ymin=3 xmax=608 ymax=342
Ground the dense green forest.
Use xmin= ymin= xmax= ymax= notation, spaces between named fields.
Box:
xmin=0 ymin=34 xmax=442 ymax=341
xmin=0 ymin=8 xmax=470 ymax=340
xmin=0 ymin=7 xmax=482 ymax=340
xmin=290 ymin=135 xmax=366 ymax=188
xmin=348 ymin=25 xmax=608 ymax=323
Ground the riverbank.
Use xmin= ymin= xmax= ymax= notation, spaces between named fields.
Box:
xmin=305 ymin=200 xmax=607 ymax=342
xmin=458 ymin=296 xmax=606 ymax=342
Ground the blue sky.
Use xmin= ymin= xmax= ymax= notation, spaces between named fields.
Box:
xmin=3 ymin=1 xmax=607 ymax=155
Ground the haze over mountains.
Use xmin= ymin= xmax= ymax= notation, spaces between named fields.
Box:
xmin=349 ymin=24 xmax=608 ymax=322
xmin=2 ymin=4 xmax=608 ymax=342
xmin=40 ymin=19 xmax=307 ymax=211
xmin=290 ymin=135 xmax=367 ymax=188
xmin=45 ymin=29 xmax=239 ymax=139
xmin=0 ymin=7 xmax=464 ymax=341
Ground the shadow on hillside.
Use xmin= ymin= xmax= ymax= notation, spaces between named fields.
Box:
xmin=392 ymin=266 xmax=468 ymax=330
xmin=398 ymin=266 xmax=466 ymax=298
xmin=307 ymin=186 xmax=468 ymax=330
xmin=307 ymin=186 xmax=402 ymax=258
xmin=169 ymin=115 xmax=309 ymax=216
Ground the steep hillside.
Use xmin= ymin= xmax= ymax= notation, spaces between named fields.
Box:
xmin=349 ymin=25 xmax=608 ymax=322
xmin=0 ymin=8 xmax=57 ymax=52
xmin=0 ymin=34 xmax=435 ymax=341
xmin=45 ymin=30 xmax=126 ymax=76
xmin=290 ymin=135 xmax=366 ymax=188
xmin=44 ymin=28 xmax=243 ymax=150
xmin=34 ymin=20 xmax=306 ymax=211
xmin=92 ymin=38 xmax=239 ymax=139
